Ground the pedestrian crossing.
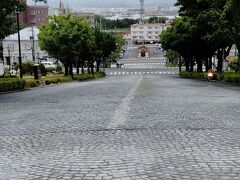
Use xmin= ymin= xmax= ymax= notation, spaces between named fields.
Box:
xmin=122 ymin=67 xmax=178 ymax=69
xmin=123 ymin=62 xmax=166 ymax=65
xmin=121 ymin=57 xmax=166 ymax=61
xmin=109 ymin=71 xmax=179 ymax=75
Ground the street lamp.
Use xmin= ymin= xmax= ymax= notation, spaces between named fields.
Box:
xmin=36 ymin=52 xmax=40 ymax=64
xmin=7 ymin=46 xmax=11 ymax=70
xmin=68 ymin=34 xmax=73 ymax=79
xmin=16 ymin=9 xmax=23 ymax=78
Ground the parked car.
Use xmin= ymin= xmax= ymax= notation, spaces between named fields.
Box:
xmin=110 ymin=62 xmax=117 ymax=68
xmin=41 ymin=61 xmax=56 ymax=68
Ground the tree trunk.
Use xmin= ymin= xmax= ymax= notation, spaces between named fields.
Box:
xmin=179 ymin=56 xmax=182 ymax=73
xmin=76 ymin=60 xmax=80 ymax=75
xmin=190 ymin=58 xmax=194 ymax=72
xmin=81 ymin=60 xmax=85 ymax=74
xmin=184 ymin=58 xmax=190 ymax=72
xmin=204 ymin=57 xmax=208 ymax=72
xmin=217 ymin=49 xmax=223 ymax=73
xmin=0 ymin=41 xmax=4 ymax=64
xmin=209 ymin=57 xmax=212 ymax=70
xmin=64 ymin=63 xmax=69 ymax=76
xmin=87 ymin=62 xmax=90 ymax=74
xmin=91 ymin=62 xmax=94 ymax=77
xmin=196 ymin=58 xmax=203 ymax=72
xmin=69 ymin=62 xmax=73 ymax=79
xmin=96 ymin=58 xmax=100 ymax=72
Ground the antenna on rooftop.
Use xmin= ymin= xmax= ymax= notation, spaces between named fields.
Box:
xmin=140 ymin=0 xmax=144 ymax=24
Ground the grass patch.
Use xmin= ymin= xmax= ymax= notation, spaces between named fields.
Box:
xmin=0 ymin=78 xmax=26 ymax=92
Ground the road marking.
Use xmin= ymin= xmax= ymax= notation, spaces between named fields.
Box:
xmin=108 ymin=71 xmax=178 ymax=75
xmin=108 ymin=75 xmax=143 ymax=129
xmin=120 ymin=57 xmax=166 ymax=61
xmin=124 ymin=63 xmax=165 ymax=65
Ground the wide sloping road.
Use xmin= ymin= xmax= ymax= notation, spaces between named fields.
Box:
xmin=0 ymin=46 xmax=240 ymax=179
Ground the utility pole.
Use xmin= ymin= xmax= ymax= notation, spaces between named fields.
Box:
xmin=16 ymin=10 xmax=23 ymax=78
xmin=30 ymin=0 xmax=37 ymax=62
xmin=140 ymin=0 xmax=144 ymax=24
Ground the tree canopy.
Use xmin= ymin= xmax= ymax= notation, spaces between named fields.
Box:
xmin=161 ymin=0 xmax=239 ymax=73
xmin=39 ymin=14 xmax=121 ymax=77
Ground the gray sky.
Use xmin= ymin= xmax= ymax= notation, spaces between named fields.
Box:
xmin=28 ymin=0 xmax=176 ymax=9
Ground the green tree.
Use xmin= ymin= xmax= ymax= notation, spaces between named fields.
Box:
xmin=224 ymin=0 xmax=240 ymax=71
xmin=38 ymin=14 xmax=95 ymax=78
xmin=147 ymin=17 xmax=168 ymax=24
xmin=162 ymin=0 xmax=234 ymax=73
xmin=0 ymin=0 xmax=26 ymax=63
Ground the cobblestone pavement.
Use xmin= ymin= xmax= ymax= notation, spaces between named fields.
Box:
xmin=0 ymin=74 xmax=240 ymax=180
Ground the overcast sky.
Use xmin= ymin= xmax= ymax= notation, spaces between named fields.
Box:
xmin=28 ymin=0 xmax=176 ymax=9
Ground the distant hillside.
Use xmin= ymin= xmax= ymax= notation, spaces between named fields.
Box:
xmin=46 ymin=0 xmax=176 ymax=9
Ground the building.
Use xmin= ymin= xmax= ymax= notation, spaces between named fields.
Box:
xmin=2 ymin=27 xmax=48 ymax=66
xmin=19 ymin=0 xmax=48 ymax=26
xmin=72 ymin=12 xmax=95 ymax=27
xmin=49 ymin=1 xmax=95 ymax=27
xmin=131 ymin=23 xmax=169 ymax=44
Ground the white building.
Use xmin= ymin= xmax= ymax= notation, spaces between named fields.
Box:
xmin=131 ymin=23 xmax=170 ymax=44
xmin=2 ymin=26 xmax=48 ymax=66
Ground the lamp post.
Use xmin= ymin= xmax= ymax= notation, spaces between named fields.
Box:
xmin=7 ymin=46 xmax=11 ymax=70
xmin=68 ymin=34 xmax=73 ymax=79
xmin=16 ymin=10 xmax=23 ymax=78
xmin=36 ymin=52 xmax=40 ymax=64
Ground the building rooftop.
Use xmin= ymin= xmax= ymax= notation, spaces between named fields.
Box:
xmin=4 ymin=26 xmax=39 ymax=41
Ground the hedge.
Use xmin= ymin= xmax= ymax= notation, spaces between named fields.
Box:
xmin=73 ymin=72 xmax=105 ymax=81
xmin=0 ymin=72 xmax=106 ymax=92
xmin=180 ymin=71 xmax=240 ymax=83
xmin=25 ymin=79 xmax=39 ymax=88
xmin=0 ymin=78 xmax=26 ymax=92
xmin=44 ymin=76 xmax=72 ymax=85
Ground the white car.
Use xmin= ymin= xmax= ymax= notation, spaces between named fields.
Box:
xmin=110 ymin=62 xmax=117 ymax=68
xmin=41 ymin=61 xmax=56 ymax=68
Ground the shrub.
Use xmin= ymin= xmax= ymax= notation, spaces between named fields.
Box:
xmin=25 ymin=79 xmax=39 ymax=88
xmin=44 ymin=76 xmax=72 ymax=85
xmin=39 ymin=64 xmax=47 ymax=76
xmin=229 ymin=59 xmax=240 ymax=73
xmin=223 ymin=73 xmax=240 ymax=83
xmin=22 ymin=61 xmax=35 ymax=75
xmin=95 ymin=72 xmax=105 ymax=78
xmin=73 ymin=74 xmax=93 ymax=81
xmin=0 ymin=78 xmax=26 ymax=92
xmin=180 ymin=71 xmax=190 ymax=78
xmin=73 ymin=72 xmax=105 ymax=81
xmin=180 ymin=71 xmax=240 ymax=83
xmin=56 ymin=65 xmax=63 ymax=73
xmin=46 ymin=67 xmax=56 ymax=73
